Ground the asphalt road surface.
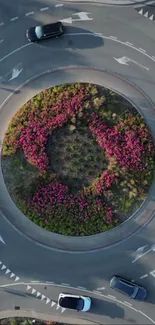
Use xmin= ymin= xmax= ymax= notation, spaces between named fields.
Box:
xmin=0 ymin=1 xmax=155 ymax=324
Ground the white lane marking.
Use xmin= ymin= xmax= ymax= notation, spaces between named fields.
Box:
xmin=26 ymin=285 xmax=31 ymax=291
xmin=0 ymin=22 xmax=4 ymax=27
xmin=132 ymin=244 xmax=155 ymax=263
xmin=36 ymin=291 xmax=41 ymax=297
xmin=108 ymin=294 xmax=116 ymax=299
xmin=46 ymin=298 xmax=50 ymax=304
xmin=150 ymin=270 xmax=155 ymax=278
xmin=40 ymin=7 xmax=49 ymax=11
xmin=51 ymin=301 xmax=56 ymax=307
xmin=110 ymin=36 xmax=117 ymax=39
xmin=55 ymin=3 xmax=64 ymax=6
xmin=61 ymin=307 xmax=66 ymax=313
xmin=138 ymin=310 xmax=155 ymax=324
xmin=41 ymin=294 xmax=46 ymax=301
xmin=61 ymin=283 xmax=70 ymax=286
xmin=124 ymin=301 xmax=132 ymax=306
xmin=10 ymin=17 xmax=18 ymax=22
xmin=9 ymin=66 xmax=23 ymax=81
xmin=0 ymin=39 xmax=4 ymax=44
xmin=97 ymin=287 xmax=105 ymax=290
xmin=10 ymin=273 xmax=15 ymax=278
xmin=64 ymin=32 xmax=155 ymax=63
xmin=114 ymin=56 xmax=149 ymax=70
xmin=32 ymin=289 xmax=36 ymax=294
xmin=0 ymin=281 xmax=154 ymax=322
xmin=5 ymin=269 xmax=11 ymax=275
xmin=0 ymin=235 xmax=5 ymax=243
xmin=132 ymin=245 xmax=148 ymax=264
xmin=93 ymin=290 xmax=102 ymax=294
xmin=61 ymin=12 xmax=93 ymax=24
xmin=56 ymin=304 xmax=60 ymax=310
xmin=31 ymin=280 xmax=39 ymax=283
xmin=0 ymin=43 xmax=31 ymax=63
xmin=125 ymin=41 xmax=133 ymax=46
xmin=25 ymin=12 xmax=34 ymax=16
xmin=77 ymin=286 xmax=86 ymax=289
xmin=15 ymin=276 xmax=20 ymax=282
xmin=1 ymin=265 xmax=6 ymax=270
xmin=140 ymin=274 xmax=148 ymax=279
xmin=46 ymin=281 xmax=54 ymax=284
xmin=139 ymin=48 xmax=146 ymax=52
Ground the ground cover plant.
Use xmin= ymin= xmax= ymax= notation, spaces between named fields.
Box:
xmin=2 ymin=83 xmax=155 ymax=236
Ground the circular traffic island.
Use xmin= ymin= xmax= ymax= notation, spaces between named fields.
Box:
xmin=1 ymin=83 xmax=155 ymax=236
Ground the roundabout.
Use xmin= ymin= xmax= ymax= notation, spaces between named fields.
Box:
xmin=0 ymin=1 xmax=155 ymax=324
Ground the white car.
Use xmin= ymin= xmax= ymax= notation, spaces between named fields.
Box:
xmin=58 ymin=293 xmax=91 ymax=312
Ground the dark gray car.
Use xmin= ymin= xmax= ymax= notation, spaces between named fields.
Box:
xmin=110 ymin=276 xmax=147 ymax=300
xmin=26 ymin=22 xmax=64 ymax=42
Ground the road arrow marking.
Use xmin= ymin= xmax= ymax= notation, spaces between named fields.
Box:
xmin=150 ymin=270 xmax=155 ymax=278
xmin=26 ymin=285 xmax=31 ymax=291
xmin=0 ymin=235 xmax=5 ymax=244
xmin=51 ymin=301 xmax=56 ymax=307
xmin=114 ymin=56 xmax=149 ymax=70
xmin=73 ymin=12 xmax=93 ymax=21
xmin=9 ymin=67 xmax=23 ymax=81
xmin=114 ymin=56 xmax=129 ymax=65
xmin=60 ymin=12 xmax=92 ymax=24
xmin=132 ymin=244 xmax=155 ymax=263
xmin=36 ymin=292 xmax=41 ymax=297
xmin=1 ymin=265 xmax=6 ymax=270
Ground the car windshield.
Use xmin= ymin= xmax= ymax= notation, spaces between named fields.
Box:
xmin=35 ymin=26 xmax=43 ymax=39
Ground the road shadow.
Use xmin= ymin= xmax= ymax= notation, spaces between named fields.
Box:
xmin=35 ymin=26 xmax=104 ymax=50
xmin=90 ymin=297 xmax=125 ymax=319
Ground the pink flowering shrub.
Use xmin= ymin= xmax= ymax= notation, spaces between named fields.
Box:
xmin=2 ymin=83 xmax=155 ymax=235
xmin=89 ymin=112 xmax=153 ymax=171
xmin=3 ymin=89 xmax=89 ymax=170
xmin=28 ymin=181 xmax=117 ymax=229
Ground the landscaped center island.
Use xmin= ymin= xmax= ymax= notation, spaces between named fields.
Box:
xmin=2 ymin=83 xmax=155 ymax=236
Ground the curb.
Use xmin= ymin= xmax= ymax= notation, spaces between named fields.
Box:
xmin=56 ymin=0 xmax=150 ymax=6
xmin=0 ymin=65 xmax=155 ymax=253
xmin=0 ymin=310 xmax=97 ymax=324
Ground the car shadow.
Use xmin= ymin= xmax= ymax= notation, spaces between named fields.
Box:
xmin=35 ymin=26 xmax=104 ymax=50
xmin=90 ymin=297 xmax=125 ymax=319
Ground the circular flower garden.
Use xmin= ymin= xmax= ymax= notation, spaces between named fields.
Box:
xmin=1 ymin=83 xmax=155 ymax=236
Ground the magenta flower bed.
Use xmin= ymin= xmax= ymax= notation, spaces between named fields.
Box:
xmin=2 ymin=83 xmax=155 ymax=236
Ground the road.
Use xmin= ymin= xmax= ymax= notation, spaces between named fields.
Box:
xmin=0 ymin=0 xmax=155 ymax=324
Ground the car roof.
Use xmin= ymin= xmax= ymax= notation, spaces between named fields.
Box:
xmin=59 ymin=296 xmax=80 ymax=308
xmin=42 ymin=22 xmax=62 ymax=34
xmin=112 ymin=277 xmax=135 ymax=296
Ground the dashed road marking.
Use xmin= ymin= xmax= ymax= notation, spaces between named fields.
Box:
xmin=93 ymin=290 xmax=102 ymax=294
xmin=97 ymin=287 xmax=105 ymax=290
xmin=25 ymin=12 xmax=34 ymax=16
xmin=55 ymin=3 xmax=64 ymax=7
xmin=10 ymin=17 xmax=18 ymax=22
xmin=40 ymin=7 xmax=49 ymax=11
xmin=139 ymin=48 xmax=146 ymax=52
xmin=51 ymin=301 xmax=56 ymax=307
xmin=140 ymin=274 xmax=148 ymax=279
xmin=124 ymin=301 xmax=132 ymax=306
xmin=108 ymin=294 xmax=116 ymax=299
xmin=110 ymin=36 xmax=117 ymax=39
xmin=31 ymin=280 xmax=39 ymax=283
xmin=77 ymin=286 xmax=86 ymax=290
xmin=61 ymin=283 xmax=70 ymax=286
xmin=125 ymin=42 xmax=133 ymax=46
xmin=0 ymin=23 xmax=4 ymax=27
